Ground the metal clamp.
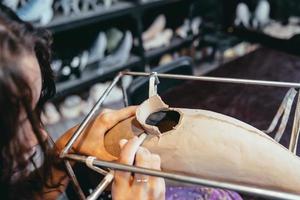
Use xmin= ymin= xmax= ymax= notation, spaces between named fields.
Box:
xmin=149 ymin=72 xmax=160 ymax=97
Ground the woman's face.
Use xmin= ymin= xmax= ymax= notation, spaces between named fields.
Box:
xmin=19 ymin=53 xmax=44 ymax=149
xmin=11 ymin=53 xmax=46 ymax=179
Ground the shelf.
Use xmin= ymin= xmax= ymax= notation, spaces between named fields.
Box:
xmin=40 ymin=2 xmax=135 ymax=33
xmin=230 ymin=27 xmax=300 ymax=56
xmin=53 ymin=55 xmax=142 ymax=100
xmin=145 ymin=35 xmax=197 ymax=61
xmin=139 ymin=0 xmax=182 ymax=10
xmin=37 ymin=0 xmax=184 ymax=34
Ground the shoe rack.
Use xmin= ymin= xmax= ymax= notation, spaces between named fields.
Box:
xmin=222 ymin=0 xmax=300 ymax=57
xmin=37 ymin=0 xmax=200 ymax=101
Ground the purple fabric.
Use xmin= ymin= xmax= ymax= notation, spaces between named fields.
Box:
xmin=166 ymin=186 xmax=243 ymax=200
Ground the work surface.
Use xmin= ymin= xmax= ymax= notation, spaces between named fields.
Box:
xmin=162 ymin=47 xmax=300 ymax=155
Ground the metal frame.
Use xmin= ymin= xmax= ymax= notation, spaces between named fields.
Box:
xmin=60 ymin=71 xmax=300 ymax=200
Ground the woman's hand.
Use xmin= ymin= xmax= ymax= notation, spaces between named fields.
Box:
xmin=55 ymin=106 xmax=137 ymax=160
xmin=112 ymin=137 xmax=165 ymax=200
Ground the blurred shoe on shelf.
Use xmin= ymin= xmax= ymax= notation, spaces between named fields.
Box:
xmin=176 ymin=17 xmax=201 ymax=39
xmin=144 ymin=29 xmax=173 ymax=50
xmin=103 ymin=0 xmax=118 ymax=9
xmin=253 ymin=0 xmax=270 ymax=29
xmin=51 ymin=59 xmax=63 ymax=77
xmin=2 ymin=0 xmax=19 ymax=11
xmin=17 ymin=0 xmax=54 ymax=25
xmin=58 ymin=65 xmax=72 ymax=82
xmin=54 ymin=0 xmax=81 ymax=16
xmin=263 ymin=21 xmax=300 ymax=39
xmin=142 ymin=14 xmax=166 ymax=42
xmin=70 ymin=51 xmax=89 ymax=77
xmin=234 ymin=3 xmax=251 ymax=28
xmin=101 ymin=31 xmax=133 ymax=68
xmin=88 ymin=32 xmax=107 ymax=64
xmin=289 ymin=16 xmax=300 ymax=25
xmin=89 ymin=82 xmax=123 ymax=105
xmin=176 ymin=19 xmax=190 ymax=39
xmin=82 ymin=0 xmax=99 ymax=12
xmin=52 ymin=51 xmax=89 ymax=83
xmin=43 ymin=102 xmax=61 ymax=125
xmin=191 ymin=17 xmax=202 ymax=35
xmin=159 ymin=54 xmax=174 ymax=65
xmin=60 ymin=95 xmax=83 ymax=119
xmin=106 ymin=28 xmax=123 ymax=53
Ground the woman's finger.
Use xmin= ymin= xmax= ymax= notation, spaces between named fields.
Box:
xmin=99 ymin=106 xmax=137 ymax=130
xmin=114 ymin=136 xmax=144 ymax=184
xmin=131 ymin=147 xmax=151 ymax=198
xmin=132 ymin=147 xmax=151 ymax=186
xmin=148 ymin=154 xmax=166 ymax=199
xmin=100 ymin=108 xmax=114 ymax=114
xmin=150 ymin=154 xmax=161 ymax=170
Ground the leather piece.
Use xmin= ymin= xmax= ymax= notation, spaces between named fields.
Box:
xmin=104 ymin=95 xmax=300 ymax=194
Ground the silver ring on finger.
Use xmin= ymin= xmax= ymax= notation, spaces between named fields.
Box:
xmin=135 ymin=178 xmax=149 ymax=183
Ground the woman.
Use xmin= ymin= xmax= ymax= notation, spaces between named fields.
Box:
xmin=0 ymin=4 xmax=165 ymax=200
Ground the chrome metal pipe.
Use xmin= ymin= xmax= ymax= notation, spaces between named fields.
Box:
xmin=289 ymin=92 xmax=300 ymax=154
xmin=122 ymin=71 xmax=300 ymax=88
xmin=64 ymin=154 xmax=300 ymax=200
xmin=87 ymin=171 xmax=114 ymax=200
xmin=65 ymin=161 xmax=86 ymax=200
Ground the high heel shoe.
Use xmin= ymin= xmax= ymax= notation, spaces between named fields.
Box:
xmin=54 ymin=0 xmax=81 ymax=16
xmin=100 ymin=31 xmax=133 ymax=68
xmin=2 ymin=0 xmax=19 ymax=11
xmin=234 ymin=3 xmax=251 ymax=28
xmin=144 ymin=29 xmax=173 ymax=50
xmin=88 ymin=32 xmax=107 ymax=64
xmin=253 ymin=0 xmax=270 ymax=29
xmin=142 ymin=15 xmax=166 ymax=42
xmin=17 ymin=0 xmax=54 ymax=25
xmin=106 ymin=28 xmax=123 ymax=53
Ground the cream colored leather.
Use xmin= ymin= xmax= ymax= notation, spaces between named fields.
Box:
xmin=104 ymin=95 xmax=300 ymax=194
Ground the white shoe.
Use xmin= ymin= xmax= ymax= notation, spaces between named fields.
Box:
xmin=144 ymin=29 xmax=173 ymax=50
xmin=142 ymin=15 xmax=166 ymax=42
xmin=89 ymin=82 xmax=123 ymax=105
xmin=88 ymin=32 xmax=107 ymax=64
xmin=17 ymin=0 xmax=54 ymax=25
xmin=159 ymin=54 xmax=173 ymax=65
xmin=55 ymin=0 xmax=81 ymax=16
xmin=103 ymin=0 xmax=118 ymax=9
xmin=82 ymin=0 xmax=99 ymax=12
xmin=253 ymin=0 xmax=270 ymax=29
xmin=60 ymin=95 xmax=83 ymax=119
xmin=176 ymin=19 xmax=189 ymax=39
xmin=70 ymin=51 xmax=89 ymax=74
xmin=176 ymin=17 xmax=202 ymax=39
xmin=234 ymin=3 xmax=251 ymax=28
xmin=191 ymin=17 xmax=202 ymax=35
xmin=101 ymin=31 xmax=133 ymax=67
xmin=2 ymin=0 xmax=19 ymax=11
xmin=43 ymin=103 xmax=61 ymax=124
xmin=263 ymin=21 xmax=300 ymax=39
xmin=106 ymin=28 xmax=124 ymax=53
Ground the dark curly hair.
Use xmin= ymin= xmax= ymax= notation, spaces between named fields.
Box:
xmin=0 ymin=4 xmax=60 ymax=199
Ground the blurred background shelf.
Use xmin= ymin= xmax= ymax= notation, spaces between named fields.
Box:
xmin=41 ymin=2 xmax=135 ymax=33
xmin=230 ymin=27 xmax=300 ymax=56
xmin=54 ymin=55 xmax=142 ymax=100
xmin=139 ymin=0 xmax=183 ymax=10
xmin=145 ymin=34 xmax=200 ymax=61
